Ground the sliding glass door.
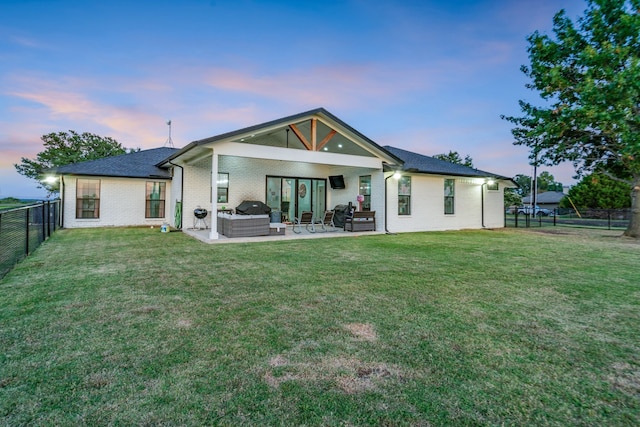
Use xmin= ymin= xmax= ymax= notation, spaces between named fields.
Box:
xmin=266 ymin=176 xmax=326 ymax=222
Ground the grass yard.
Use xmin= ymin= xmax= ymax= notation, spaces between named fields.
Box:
xmin=1 ymin=227 xmax=639 ymax=425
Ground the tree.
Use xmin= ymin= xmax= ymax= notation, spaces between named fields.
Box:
xmin=433 ymin=151 xmax=474 ymax=168
xmin=502 ymin=0 xmax=640 ymax=237
xmin=15 ymin=131 xmax=129 ymax=193
xmin=561 ymin=172 xmax=631 ymax=208
xmin=512 ymin=174 xmax=532 ymax=197
xmin=537 ymin=171 xmax=557 ymax=192
xmin=504 ymin=188 xmax=522 ymax=210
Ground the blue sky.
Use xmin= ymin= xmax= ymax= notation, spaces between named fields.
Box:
xmin=0 ymin=0 xmax=585 ymax=198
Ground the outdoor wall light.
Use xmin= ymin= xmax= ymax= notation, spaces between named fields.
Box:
xmin=393 ymin=171 xmax=402 ymax=179
xmin=44 ymin=176 xmax=57 ymax=184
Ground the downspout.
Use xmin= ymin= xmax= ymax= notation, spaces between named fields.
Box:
xmin=168 ymin=161 xmax=184 ymax=230
xmin=481 ymin=182 xmax=485 ymax=228
xmin=384 ymin=172 xmax=396 ymax=234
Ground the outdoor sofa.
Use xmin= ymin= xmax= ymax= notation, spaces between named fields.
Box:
xmin=217 ymin=213 xmax=270 ymax=238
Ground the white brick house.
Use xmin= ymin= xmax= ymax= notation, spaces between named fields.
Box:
xmin=49 ymin=108 xmax=515 ymax=238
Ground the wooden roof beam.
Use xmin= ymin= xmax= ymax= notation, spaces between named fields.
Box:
xmin=288 ymin=124 xmax=311 ymax=150
xmin=316 ymin=129 xmax=337 ymax=151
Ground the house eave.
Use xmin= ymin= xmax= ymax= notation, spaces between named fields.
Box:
xmin=53 ymin=172 xmax=172 ymax=180
xmin=158 ymin=108 xmax=404 ymax=168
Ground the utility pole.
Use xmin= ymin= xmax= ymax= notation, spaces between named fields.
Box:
xmin=529 ymin=147 xmax=538 ymax=218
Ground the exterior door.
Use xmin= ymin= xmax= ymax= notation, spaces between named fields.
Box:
xmin=265 ymin=176 xmax=326 ymax=221
xmin=297 ymin=179 xmax=312 ymax=215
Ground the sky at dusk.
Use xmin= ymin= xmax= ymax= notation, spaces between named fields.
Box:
xmin=0 ymin=0 xmax=587 ymax=199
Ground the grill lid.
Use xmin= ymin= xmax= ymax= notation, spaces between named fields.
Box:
xmin=194 ymin=208 xmax=208 ymax=219
xmin=235 ymin=200 xmax=271 ymax=215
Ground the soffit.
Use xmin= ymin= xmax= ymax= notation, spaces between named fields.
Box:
xmin=229 ymin=118 xmax=376 ymax=158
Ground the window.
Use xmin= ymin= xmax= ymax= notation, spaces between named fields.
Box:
xmin=398 ymin=176 xmax=411 ymax=215
xmin=217 ymin=173 xmax=229 ymax=203
xmin=145 ymin=181 xmax=166 ymax=218
xmin=444 ymin=179 xmax=455 ymax=215
xmin=487 ymin=181 xmax=499 ymax=191
xmin=76 ymin=179 xmax=100 ymax=218
xmin=359 ymin=175 xmax=371 ymax=211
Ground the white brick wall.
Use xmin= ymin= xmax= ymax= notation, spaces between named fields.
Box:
xmin=385 ymin=174 xmax=506 ymax=232
xmin=181 ymin=157 xmax=213 ymax=229
xmin=484 ymin=187 xmax=505 ymax=228
xmin=62 ymin=176 xmax=171 ymax=228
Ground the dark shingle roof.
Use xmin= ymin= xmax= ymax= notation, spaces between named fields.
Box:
xmin=523 ymin=191 xmax=566 ymax=204
xmin=50 ymin=147 xmax=178 ymax=179
xmin=383 ymin=146 xmax=509 ymax=180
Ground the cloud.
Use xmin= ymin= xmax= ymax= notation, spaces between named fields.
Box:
xmin=9 ymin=35 xmax=42 ymax=49
xmin=4 ymin=74 xmax=170 ymax=146
xmin=199 ymin=64 xmax=434 ymax=109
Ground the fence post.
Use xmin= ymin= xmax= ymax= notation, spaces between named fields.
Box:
xmin=25 ymin=207 xmax=30 ymax=255
xmin=41 ymin=202 xmax=46 ymax=242
xmin=46 ymin=201 xmax=50 ymax=238
xmin=608 ymin=209 xmax=611 ymax=230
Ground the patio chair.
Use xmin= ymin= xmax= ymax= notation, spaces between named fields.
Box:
xmin=293 ymin=211 xmax=315 ymax=233
xmin=314 ymin=210 xmax=337 ymax=232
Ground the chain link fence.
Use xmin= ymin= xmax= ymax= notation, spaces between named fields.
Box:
xmin=505 ymin=207 xmax=631 ymax=230
xmin=0 ymin=200 xmax=61 ymax=279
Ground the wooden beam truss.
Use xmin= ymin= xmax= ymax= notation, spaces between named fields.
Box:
xmin=288 ymin=119 xmax=337 ymax=152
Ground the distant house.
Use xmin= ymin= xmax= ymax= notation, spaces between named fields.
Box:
xmin=523 ymin=191 xmax=567 ymax=210
xmin=48 ymin=108 xmax=516 ymax=239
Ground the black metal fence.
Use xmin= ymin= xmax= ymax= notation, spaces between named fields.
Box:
xmin=0 ymin=200 xmax=61 ymax=279
xmin=505 ymin=207 xmax=631 ymax=230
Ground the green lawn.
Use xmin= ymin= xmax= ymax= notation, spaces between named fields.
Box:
xmin=1 ymin=228 xmax=639 ymax=425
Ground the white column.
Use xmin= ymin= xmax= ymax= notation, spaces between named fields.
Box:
xmin=209 ymin=151 xmax=219 ymax=240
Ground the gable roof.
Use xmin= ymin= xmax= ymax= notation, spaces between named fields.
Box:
xmin=160 ymin=107 xmax=404 ymax=166
xmin=49 ymin=147 xmax=179 ymax=179
xmin=384 ymin=146 xmax=511 ymax=180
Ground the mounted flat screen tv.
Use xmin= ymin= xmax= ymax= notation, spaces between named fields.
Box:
xmin=328 ymin=175 xmax=346 ymax=189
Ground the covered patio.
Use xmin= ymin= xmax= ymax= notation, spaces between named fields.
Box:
xmin=160 ymin=108 xmax=402 ymax=240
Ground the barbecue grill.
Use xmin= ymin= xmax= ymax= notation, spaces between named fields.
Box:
xmin=235 ymin=200 xmax=271 ymax=215
xmin=193 ymin=207 xmax=208 ymax=229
